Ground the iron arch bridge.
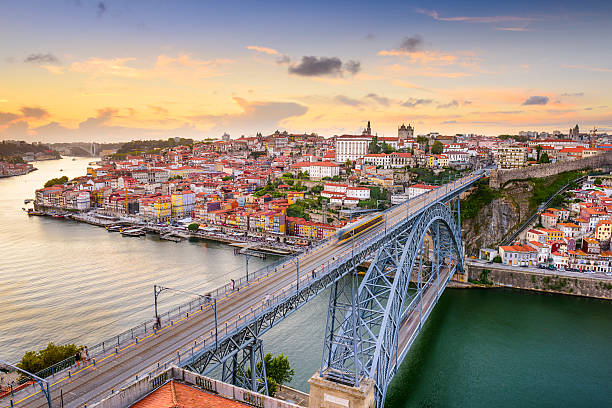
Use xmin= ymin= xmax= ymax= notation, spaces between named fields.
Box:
xmin=321 ymin=200 xmax=463 ymax=407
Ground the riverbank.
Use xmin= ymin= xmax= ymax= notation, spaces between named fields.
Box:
xmin=462 ymin=260 xmax=612 ymax=300
xmin=30 ymin=209 xmax=299 ymax=255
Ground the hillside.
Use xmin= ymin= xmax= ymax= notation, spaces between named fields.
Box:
xmin=461 ymin=171 xmax=583 ymax=255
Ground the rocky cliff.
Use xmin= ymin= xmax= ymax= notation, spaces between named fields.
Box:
xmin=462 ymin=181 xmax=533 ymax=255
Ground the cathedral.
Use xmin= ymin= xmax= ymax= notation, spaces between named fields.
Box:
xmin=398 ymin=123 xmax=414 ymax=141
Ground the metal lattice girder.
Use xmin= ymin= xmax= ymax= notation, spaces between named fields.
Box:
xmin=220 ymin=339 xmax=268 ymax=395
xmin=181 ymin=213 xmax=414 ymax=381
xmin=321 ymin=199 xmax=464 ymax=407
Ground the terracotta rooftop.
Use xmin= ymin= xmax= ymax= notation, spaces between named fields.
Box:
xmin=131 ymin=380 xmax=248 ymax=408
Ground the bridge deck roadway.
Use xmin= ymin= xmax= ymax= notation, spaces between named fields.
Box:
xmin=11 ymin=175 xmax=478 ymax=408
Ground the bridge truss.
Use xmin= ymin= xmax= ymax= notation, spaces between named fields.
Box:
xmin=320 ymin=198 xmax=463 ymax=407
xmin=175 ymin=183 xmax=471 ymax=406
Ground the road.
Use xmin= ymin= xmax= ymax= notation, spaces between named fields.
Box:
xmin=10 ymin=174 xmax=480 ymax=408
xmin=467 ymin=259 xmax=612 ymax=281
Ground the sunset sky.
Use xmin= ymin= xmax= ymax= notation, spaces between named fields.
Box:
xmin=1 ymin=0 xmax=611 ymax=142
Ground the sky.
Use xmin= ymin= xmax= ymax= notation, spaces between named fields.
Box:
xmin=1 ymin=0 xmax=611 ymax=142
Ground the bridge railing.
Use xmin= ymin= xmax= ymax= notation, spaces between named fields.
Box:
xmin=29 ymin=173 xmax=481 ymax=383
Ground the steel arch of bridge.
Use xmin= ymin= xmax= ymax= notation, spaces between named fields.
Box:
xmin=321 ymin=199 xmax=463 ymax=407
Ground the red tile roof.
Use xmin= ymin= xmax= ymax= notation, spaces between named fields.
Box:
xmin=131 ymin=381 xmax=248 ymax=408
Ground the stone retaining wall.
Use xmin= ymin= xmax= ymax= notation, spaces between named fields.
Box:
xmin=466 ymin=263 xmax=612 ymax=299
xmin=489 ymin=151 xmax=612 ymax=188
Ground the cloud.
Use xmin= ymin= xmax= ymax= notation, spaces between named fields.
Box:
xmin=437 ymin=100 xmax=460 ymax=109
xmin=495 ymin=27 xmax=533 ymax=32
xmin=288 ymin=56 xmax=360 ymax=77
xmin=522 ymin=96 xmax=549 ymax=105
xmin=24 ymin=53 xmax=60 ymax=64
xmin=441 ymin=120 xmax=457 ymax=124
xmin=148 ymin=105 xmax=169 ymax=115
xmin=335 ymin=95 xmax=364 ymax=107
xmin=564 ymin=64 xmax=612 ymax=73
xmin=365 ymin=93 xmax=390 ymax=106
xmin=0 ymin=112 xmax=20 ymax=125
xmin=63 ymin=54 xmax=232 ymax=80
xmin=79 ymin=107 xmax=117 ymax=129
xmin=561 ymin=92 xmax=584 ymax=97
xmin=379 ymin=48 xmax=459 ymax=66
xmin=401 ymin=98 xmax=433 ymax=108
xmin=96 ymin=2 xmax=106 ymax=17
xmin=246 ymin=45 xmax=279 ymax=55
xmin=417 ymin=9 xmax=535 ymax=24
xmin=289 ymin=56 xmax=342 ymax=76
xmin=344 ymin=60 xmax=361 ymax=75
xmin=365 ymin=33 xmax=375 ymax=40
xmin=20 ymin=106 xmax=49 ymax=119
xmin=190 ymin=97 xmax=308 ymax=134
xmin=276 ymin=55 xmax=291 ymax=65
xmin=398 ymin=35 xmax=424 ymax=53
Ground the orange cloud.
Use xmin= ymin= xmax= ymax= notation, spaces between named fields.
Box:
xmin=246 ymin=45 xmax=279 ymax=55
xmin=379 ymin=49 xmax=458 ymax=65
xmin=417 ymin=9 xmax=536 ymax=24
xmin=46 ymin=54 xmax=233 ymax=80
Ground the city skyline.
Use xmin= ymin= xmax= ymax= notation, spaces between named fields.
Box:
xmin=1 ymin=0 xmax=612 ymax=142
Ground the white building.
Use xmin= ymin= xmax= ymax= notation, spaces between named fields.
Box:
xmin=335 ymin=135 xmax=372 ymax=163
xmin=363 ymin=153 xmax=390 ymax=168
xmin=346 ymin=187 xmax=370 ymax=200
xmin=308 ymin=162 xmax=340 ymax=180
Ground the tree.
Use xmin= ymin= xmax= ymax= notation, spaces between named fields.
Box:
xmin=594 ymin=177 xmax=603 ymax=185
xmin=44 ymin=176 xmax=69 ymax=188
xmin=187 ymin=223 xmax=200 ymax=231
xmin=263 ymin=353 xmax=294 ymax=385
xmin=222 ymin=175 xmax=232 ymax=181
xmin=368 ymin=137 xmax=381 ymax=154
xmin=18 ymin=342 xmax=80 ymax=374
xmin=538 ymin=152 xmax=550 ymax=164
xmin=381 ymin=142 xmax=395 ymax=154
xmin=492 ymin=255 xmax=502 ymax=263
xmin=535 ymin=145 xmax=542 ymax=161
xmin=431 ymin=141 xmax=444 ymax=155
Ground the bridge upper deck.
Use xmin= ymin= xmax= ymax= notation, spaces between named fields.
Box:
xmin=10 ymin=173 xmax=481 ymax=408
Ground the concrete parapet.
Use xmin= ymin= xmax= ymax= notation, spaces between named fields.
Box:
xmin=90 ymin=365 xmax=302 ymax=408
xmin=308 ymin=371 xmax=375 ymax=408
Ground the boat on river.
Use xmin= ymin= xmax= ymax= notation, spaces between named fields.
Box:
xmin=121 ymin=228 xmax=146 ymax=237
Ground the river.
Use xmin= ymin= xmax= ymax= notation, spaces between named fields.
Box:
xmin=1 ymin=157 xmax=610 ymax=406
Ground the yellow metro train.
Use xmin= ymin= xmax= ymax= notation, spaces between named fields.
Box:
xmin=336 ymin=213 xmax=384 ymax=244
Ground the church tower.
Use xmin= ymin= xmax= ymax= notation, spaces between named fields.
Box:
xmin=398 ymin=123 xmax=414 ymax=141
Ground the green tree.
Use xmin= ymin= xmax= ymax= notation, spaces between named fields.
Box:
xmin=535 ymin=145 xmax=542 ymax=161
xmin=18 ymin=342 xmax=80 ymax=374
xmin=368 ymin=136 xmax=381 ymax=154
xmin=263 ymin=353 xmax=294 ymax=385
xmin=381 ymin=142 xmax=395 ymax=154
xmin=416 ymin=135 xmax=429 ymax=149
xmin=431 ymin=141 xmax=444 ymax=155
xmin=187 ymin=223 xmax=200 ymax=231
xmin=44 ymin=176 xmax=69 ymax=188
xmin=222 ymin=175 xmax=232 ymax=181
xmin=492 ymin=255 xmax=502 ymax=263
xmin=538 ymin=152 xmax=550 ymax=164
xmin=594 ymin=177 xmax=603 ymax=185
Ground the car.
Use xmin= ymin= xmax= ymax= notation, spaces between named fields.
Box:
xmin=547 ymin=265 xmax=556 ymax=270
xmin=538 ymin=265 xmax=546 ymax=269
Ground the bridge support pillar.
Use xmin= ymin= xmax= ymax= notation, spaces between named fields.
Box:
xmin=308 ymin=371 xmax=375 ymax=408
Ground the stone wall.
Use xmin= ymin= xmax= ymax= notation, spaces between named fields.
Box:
xmin=489 ymin=151 xmax=612 ymax=188
xmin=466 ymin=263 xmax=612 ymax=299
